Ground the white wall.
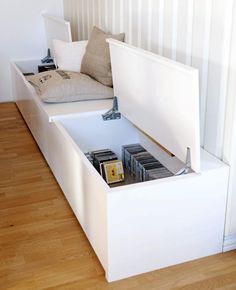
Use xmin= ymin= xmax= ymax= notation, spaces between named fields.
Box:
xmin=0 ymin=0 xmax=64 ymax=102
xmin=64 ymin=0 xmax=236 ymax=247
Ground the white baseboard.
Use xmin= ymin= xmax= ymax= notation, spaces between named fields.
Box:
xmin=0 ymin=96 xmax=13 ymax=103
xmin=223 ymin=234 xmax=236 ymax=252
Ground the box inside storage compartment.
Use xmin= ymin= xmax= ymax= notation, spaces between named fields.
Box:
xmin=59 ymin=112 xmax=186 ymax=188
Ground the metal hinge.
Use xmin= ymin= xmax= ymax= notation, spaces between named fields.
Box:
xmin=175 ymin=147 xmax=191 ymax=176
xmin=102 ymin=97 xmax=121 ymax=121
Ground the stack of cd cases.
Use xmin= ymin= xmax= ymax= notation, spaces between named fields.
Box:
xmin=122 ymin=144 xmax=173 ymax=182
xmin=85 ymin=149 xmax=125 ymax=185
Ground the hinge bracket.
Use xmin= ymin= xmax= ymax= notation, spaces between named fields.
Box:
xmin=175 ymin=147 xmax=191 ymax=176
xmin=102 ymin=97 xmax=121 ymax=121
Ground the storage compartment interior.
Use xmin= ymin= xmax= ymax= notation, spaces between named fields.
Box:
xmin=15 ymin=60 xmax=40 ymax=75
xmin=60 ymin=112 xmax=187 ymax=187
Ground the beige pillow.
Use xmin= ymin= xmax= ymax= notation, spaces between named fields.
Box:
xmin=81 ymin=26 xmax=125 ymax=87
xmin=27 ymin=70 xmax=113 ymax=103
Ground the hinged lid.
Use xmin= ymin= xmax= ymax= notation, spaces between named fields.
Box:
xmin=42 ymin=13 xmax=72 ymax=57
xmin=108 ymin=39 xmax=200 ymax=173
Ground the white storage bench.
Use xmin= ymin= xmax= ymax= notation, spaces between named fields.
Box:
xmin=11 ymin=40 xmax=229 ymax=282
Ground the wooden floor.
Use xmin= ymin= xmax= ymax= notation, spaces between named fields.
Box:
xmin=1 ymin=103 xmax=236 ymax=290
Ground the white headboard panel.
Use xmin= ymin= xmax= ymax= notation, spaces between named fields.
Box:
xmin=42 ymin=13 xmax=72 ymax=55
xmin=108 ymin=39 xmax=201 ymax=173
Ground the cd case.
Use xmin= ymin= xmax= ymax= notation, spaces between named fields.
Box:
xmin=85 ymin=150 xmax=125 ymax=184
xmin=102 ymin=160 xmax=125 ymax=184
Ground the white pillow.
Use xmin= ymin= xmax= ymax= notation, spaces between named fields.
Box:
xmin=53 ymin=39 xmax=88 ymax=72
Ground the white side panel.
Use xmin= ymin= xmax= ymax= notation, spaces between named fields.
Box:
xmin=48 ymin=122 xmax=109 ymax=271
xmin=109 ymin=39 xmax=200 ymax=172
xmin=11 ymin=62 xmax=50 ymax=161
xmin=107 ymin=154 xmax=229 ymax=281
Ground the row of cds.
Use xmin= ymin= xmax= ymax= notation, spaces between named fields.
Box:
xmin=122 ymin=144 xmax=173 ymax=182
xmin=85 ymin=144 xmax=173 ymax=185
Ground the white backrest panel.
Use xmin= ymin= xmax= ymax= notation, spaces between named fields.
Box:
xmin=42 ymin=13 xmax=72 ymax=56
xmin=108 ymin=39 xmax=200 ymax=173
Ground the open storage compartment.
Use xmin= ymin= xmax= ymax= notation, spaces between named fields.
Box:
xmin=59 ymin=112 xmax=186 ymax=188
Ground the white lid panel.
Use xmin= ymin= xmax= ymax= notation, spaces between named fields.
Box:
xmin=108 ymin=39 xmax=200 ymax=173
xmin=42 ymin=13 xmax=72 ymax=57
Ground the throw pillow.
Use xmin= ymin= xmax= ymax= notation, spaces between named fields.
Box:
xmin=53 ymin=39 xmax=88 ymax=72
xmin=81 ymin=26 xmax=125 ymax=87
xmin=27 ymin=70 xmax=114 ymax=103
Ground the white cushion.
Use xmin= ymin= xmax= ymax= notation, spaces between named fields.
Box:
xmin=53 ymin=39 xmax=88 ymax=72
